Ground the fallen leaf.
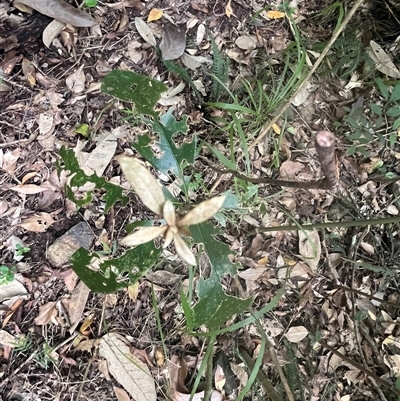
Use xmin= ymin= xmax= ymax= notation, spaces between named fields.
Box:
xmin=266 ymin=10 xmax=285 ymax=19
xmin=159 ymin=23 xmax=186 ymax=60
xmin=284 ymin=326 xmax=309 ymax=343
xmin=34 ymin=302 xmax=57 ymax=325
xmin=0 ymin=330 xmax=17 ymax=348
xmin=99 ymin=332 xmax=156 ymax=401
xmin=43 ymin=19 xmax=65 ymax=48
xmin=114 ymin=387 xmax=131 ymax=401
xmin=298 ymin=230 xmax=321 ymax=272
xmin=17 ymin=0 xmax=97 ymax=27
xmin=66 ymin=65 xmax=85 ymax=94
xmin=1 ymin=148 xmax=21 ymax=175
xmin=68 ymin=280 xmax=91 ymax=333
xmin=368 ymin=40 xmax=400 ymax=78
xmin=135 ymin=17 xmax=157 ymax=46
xmin=0 ymin=279 xmax=28 ymax=303
xmin=21 ymin=58 xmax=36 ymax=87
xmin=235 ymin=35 xmax=258 ymax=50
xmin=10 ymin=184 xmax=50 ymax=195
xmin=18 ymin=212 xmax=55 ymax=232
xmin=147 ymin=8 xmax=163 ymax=22
xmin=225 ymin=0 xmax=234 ymax=17
xmin=214 ymin=364 xmax=225 ymax=391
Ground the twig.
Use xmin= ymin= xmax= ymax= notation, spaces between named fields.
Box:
xmin=209 ymin=0 xmax=366 ymax=193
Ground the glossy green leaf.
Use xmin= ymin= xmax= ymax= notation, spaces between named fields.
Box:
xmin=57 ymin=146 xmax=128 ymax=212
xmin=102 ymin=70 xmax=167 ymax=116
xmin=70 ymin=243 xmax=161 ymax=293
xmin=189 ymin=222 xmax=252 ymax=329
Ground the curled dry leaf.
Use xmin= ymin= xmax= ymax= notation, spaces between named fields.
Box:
xmin=18 ymin=212 xmax=55 ymax=233
xmin=17 ymin=0 xmax=97 ymax=27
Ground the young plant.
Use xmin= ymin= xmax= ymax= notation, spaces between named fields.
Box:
xmin=0 ymin=265 xmax=15 ymax=285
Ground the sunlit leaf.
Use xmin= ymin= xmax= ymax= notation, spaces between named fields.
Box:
xmin=266 ymin=10 xmax=285 ymax=19
xmin=178 ymin=196 xmax=226 ymax=226
xmin=120 ymin=226 xmax=167 ymax=246
xmin=147 ymin=8 xmax=163 ymax=22
xmin=118 ymin=157 xmax=166 ymax=215
xmin=173 ymin=234 xmax=196 ymax=265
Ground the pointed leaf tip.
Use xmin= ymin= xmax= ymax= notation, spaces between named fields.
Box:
xmin=174 ymin=234 xmax=196 ymax=265
xmin=118 ymin=157 xmax=166 ymax=215
xmin=178 ymin=195 xmax=226 ymax=227
xmin=120 ymin=226 xmax=167 ymax=246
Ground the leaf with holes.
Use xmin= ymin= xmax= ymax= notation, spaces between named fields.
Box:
xmin=188 ymin=222 xmax=252 ymax=330
xmin=70 ymin=243 xmax=161 ymax=293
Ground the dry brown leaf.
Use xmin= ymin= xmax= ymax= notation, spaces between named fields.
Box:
xmin=114 ymin=387 xmax=131 ymax=401
xmin=43 ymin=19 xmax=65 ymax=48
xmin=299 ymin=230 xmax=321 ymax=272
xmin=18 ymin=212 xmax=55 ymax=232
xmin=67 ymin=280 xmax=91 ymax=333
xmin=214 ymin=364 xmax=225 ymax=391
xmin=99 ymin=332 xmax=156 ymax=401
xmin=1 ymin=148 xmax=21 ymax=175
xmin=190 ymin=1 xmax=209 ymax=13
xmin=21 ymin=58 xmax=36 ymax=87
xmin=10 ymin=184 xmax=50 ymax=195
xmin=16 ymin=0 xmax=96 ymax=27
xmin=34 ymin=302 xmax=57 ymax=325
xmin=147 ymin=8 xmax=163 ymax=22
xmin=66 ymin=65 xmax=85 ymax=94
xmin=279 ymin=160 xmax=305 ymax=180
xmin=266 ymin=10 xmax=285 ymax=19
xmin=284 ymin=326 xmax=309 ymax=343
xmin=235 ymin=35 xmax=257 ymax=50
xmin=127 ymin=282 xmax=139 ymax=301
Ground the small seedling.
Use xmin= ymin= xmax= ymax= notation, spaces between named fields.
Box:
xmin=15 ymin=243 xmax=30 ymax=257
xmin=84 ymin=0 xmax=97 ymax=7
xmin=0 ymin=265 xmax=15 ymax=285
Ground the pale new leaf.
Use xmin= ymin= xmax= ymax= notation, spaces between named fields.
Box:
xmin=118 ymin=157 xmax=165 ymax=215
xmin=178 ymin=196 xmax=225 ymax=227
xmin=120 ymin=226 xmax=167 ymax=246
xmin=173 ymin=234 xmax=196 ymax=265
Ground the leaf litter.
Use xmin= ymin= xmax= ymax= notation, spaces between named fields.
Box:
xmin=1 ymin=0 xmax=400 ymax=400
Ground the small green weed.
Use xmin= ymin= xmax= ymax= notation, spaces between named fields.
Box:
xmin=0 ymin=265 xmax=15 ymax=285
xmin=15 ymin=243 xmax=30 ymax=257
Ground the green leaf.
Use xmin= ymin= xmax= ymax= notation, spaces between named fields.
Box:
xmin=133 ymin=109 xmax=197 ymax=183
xmin=389 ymin=83 xmax=400 ymax=102
xmin=206 ymin=144 xmax=236 ymax=170
xmin=70 ymin=243 xmax=161 ymax=293
xmin=57 ymin=147 xmax=128 ymax=212
xmin=393 ymin=117 xmax=400 ymax=130
xmin=374 ymin=78 xmax=389 ymax=100
xmin=189 ymin=222 xmax=252 ymax=329
xmin=102 ymin=70 xmax=167 ymax=117
xmin=369 ymin=103 xmax=382 ymax=116
xmin=386 ymin=106 xmax=400 ymax=117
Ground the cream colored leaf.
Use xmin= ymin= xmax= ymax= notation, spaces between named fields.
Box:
xmin=10 ymin=184 xmax=50 ymax=194
xmin=120 ymin=226 xmax=167 ymax=246
xmin=114 ymin=387 xmax=131 ymax=401
xmin=0 ymin=330 xmax=17 ymax=348
xmin=163 ymin=226 xmax=176 ymax=248
xmin=34 ymin=301 xmax=57 ymax=325
xmin=118 ymin=157 xmax=165 ymax=215
xmin=174 ymin=234 xmax=196 ymax=265
xmin=163 ymin=200 xmax=176 ymax=226
xmin=67 ymin=280 xmax=90 ymax=334
xmin=298 ymin=230 xmax=321 ymax=272
xmin=18 ymin=212 xmax=55 ymax=233
xmin=284 ymin=326 xmax=309 ymax=343
xmin=178 ymin=196 xmax=225 ymax=227
xmin=368 ymin=40 xmax=400 ymax=78
xmin=99 ymin=332 xmax=156 ymax=401
xmin=43 ymin=19 xmax=65 ymax=48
